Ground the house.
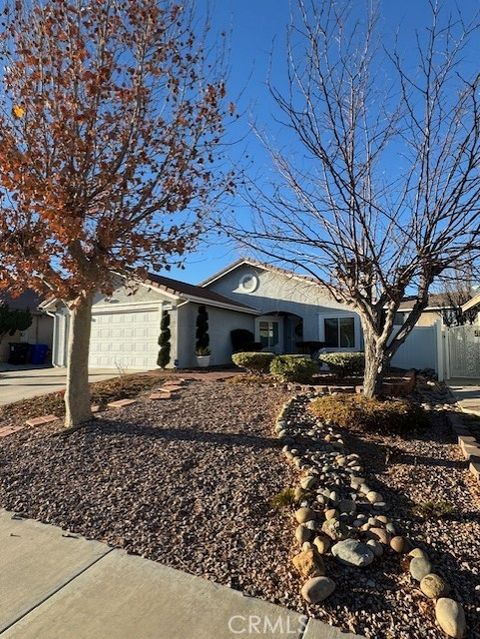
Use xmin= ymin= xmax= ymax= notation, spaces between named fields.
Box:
xmin=46 ymin=260 xmax=363 ymax=370
xmin=44 ymin=272 xmax=259 ymax=370
xmin=0 ymin=290 xmax=54 ymax=362
xmin=396 ymin=293 xmax=479 ymax=327
xmin=47 ymin=258 xmax=470 ymax=372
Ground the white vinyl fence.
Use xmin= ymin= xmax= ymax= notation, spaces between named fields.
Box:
xmin=390 ymin=323 xmax=443 ymax=379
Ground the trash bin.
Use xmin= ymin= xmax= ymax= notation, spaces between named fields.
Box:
xmin=29 ymin=344 xmax=49 ymax=365
xmin=8 ymin=342 xmax=31 ymax=365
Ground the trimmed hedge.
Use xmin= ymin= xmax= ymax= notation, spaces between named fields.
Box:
xmin=270 ymin=355 xmax=318 ymax=383
xmin=319 ymin=352 xmax=365 ymax=377
xmin=310 ymin=394 xmax=428 ymax=434
xmin=232 ymin=351 xmax=276 ymax=374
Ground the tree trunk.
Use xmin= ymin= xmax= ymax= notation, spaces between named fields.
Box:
xmin=362 ymin=325 xmax=389 ymax=399
xmin=65 ymin=293 xmax=93 ymax=427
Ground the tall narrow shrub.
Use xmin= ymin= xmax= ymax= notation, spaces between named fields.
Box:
xmin=157 ymin=311 xmax=171 ymax=369
xmin=195 ymin=305 xmax=210 ymax=355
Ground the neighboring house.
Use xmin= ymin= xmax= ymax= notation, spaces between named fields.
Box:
xmin=0 ymin=290 xmax=54 ymax=362
xmin=462 ymin=292 xmax=480 ymax=319
xmin=45 ymin=261 xmax=363 ymax=370
xmin=397 ymin=293 xmax=480 ymax=327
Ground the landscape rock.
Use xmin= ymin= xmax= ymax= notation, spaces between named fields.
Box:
xmin=292 ymin=547 xmax=325 ymax=578
xmin=367 ymin=527 xmax=390 ymax=545
xmin=321 ymin=518 xmax=352 ymax=541
xmin=301 ymin=576 xmax=336 ymax=603
xmin=295 ymin=507 xmax=316 ymax=524
xmin=366 ymin=490 xmax=383 ymax=503
xmin=366 ymin=539 xmax=383 ymax=557
xmin=313 ymin=535 xmax=331 ymax=554
xmin=420 ymin=573 xmax=449 ymax=599
xmin=435 ymin=598 xmax=466 ymax=638
xmin=295 ymin=524 xmax=312 ymax=544
xmin=390 ymin=536 xmax=408 ymax=553
xmin=331 ymin=538 xmax=374 ymax=567
xmin=410 ymin=556 xmax=432 ymax=581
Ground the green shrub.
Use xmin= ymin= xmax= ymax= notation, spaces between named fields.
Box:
xmin=157 ymin=311 xmax=171 ymax=369
xmin=310 ymin=394 xmax=428 ymax=434
xmin=232 ymin=351 xmax=276 ymax=374
xmin=270 ymin=355 xmax=318 ymax=383
xmin=319 ymin=352 xmax=365 ymax=377
xmin=195 ymin=305 xmax=210 ymax=355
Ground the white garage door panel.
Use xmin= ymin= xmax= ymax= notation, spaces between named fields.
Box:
xmin=89 ymin=309 xmax=160 ymax=370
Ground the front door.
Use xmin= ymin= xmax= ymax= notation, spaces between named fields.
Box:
xmin=256 ymin=317 xmax=283 ymax=353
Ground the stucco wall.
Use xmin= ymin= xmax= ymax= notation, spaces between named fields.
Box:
xmin=92 ymin=278 xmax=171 ymax=307
xmin=176 ymin=302 xmax=255 ymax=368
xmin=206 ymin=264 xmax=362 ymax=348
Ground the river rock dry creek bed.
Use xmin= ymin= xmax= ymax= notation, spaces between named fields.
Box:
xmin=0 ymin=378 xmax=478 ymax=638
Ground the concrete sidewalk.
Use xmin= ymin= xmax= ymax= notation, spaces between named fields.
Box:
xmin=0 ymin=510 xmax=361 ymax=639
xmin=448 ymin=378 xmax=480 ymax=416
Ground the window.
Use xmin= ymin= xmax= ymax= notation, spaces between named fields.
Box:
xmin=324 ymin=317 xmax=355 ymax=348
xmin=259 ymin=320 xmax=279 ymax=348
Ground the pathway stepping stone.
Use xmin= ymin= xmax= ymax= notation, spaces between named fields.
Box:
xmin=107 ymin=399 xmax=136 ymax=409
xmin=149 ymin=392 xmax=172 ymax=401
xmin=26 ymin=414 xmax=58 ymax=427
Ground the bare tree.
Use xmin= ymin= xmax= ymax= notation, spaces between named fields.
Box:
xmin=228 ymin=0 xmax=480 ymax=396
xmin=439 ymin=266 xmax=478 ymax=326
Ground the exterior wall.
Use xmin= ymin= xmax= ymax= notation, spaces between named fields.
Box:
xmin=176 ymin=302 xmax=254 ymax=368
xmin=412 ymin=310 xmax=442 ymax=327
xmin=53 ymin=281 xmax=175 ymax=369
xmin=206 ymin=264 xmax=362 ymax=350
xmin=92 ymin=277 xmax=170 ymax=307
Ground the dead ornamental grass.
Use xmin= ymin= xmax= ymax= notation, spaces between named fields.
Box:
xmin=310 ymin=393 xmax=428 ymax=435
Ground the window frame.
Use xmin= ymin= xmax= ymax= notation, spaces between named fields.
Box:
xmin=320 ymin=314 xmax=357 ymax=350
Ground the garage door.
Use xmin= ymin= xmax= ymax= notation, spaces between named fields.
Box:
xmin=89 ymin=308 xmax=161 ymax=370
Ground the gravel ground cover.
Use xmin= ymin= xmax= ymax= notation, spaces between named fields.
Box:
xmin=0 ymin=378 xmax=478 ymax=638
xmin=0 ymin=381 xmax=300 ymax=601
xmin=279 ymin=383 xmax=480 ymax=639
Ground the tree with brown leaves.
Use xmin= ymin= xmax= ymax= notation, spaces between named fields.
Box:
xmin=0 ymin=0 xmax=233 ymax=425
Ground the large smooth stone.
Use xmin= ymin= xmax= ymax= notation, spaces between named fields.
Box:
xmin=435 ymin=598 xmax=466 ymax=638
xmin=331 ymin=539 xmax=374 ymax=567
xmin=295 ymin=507 xmax=316 ymax=523
xmin=366 ymin=490 xmax=384 ymax=503
xmin=301 ymin=576 xmax=336 ymax=603
xmin=410 ymin=556 xmax=432 ymax=581
xmin=295 ymin=524 xmax=312 ymax=544
xmin=420 ymin=573 xmax=449 ymax=599
xmin=313 ymin=535 xmax=331 ymax=554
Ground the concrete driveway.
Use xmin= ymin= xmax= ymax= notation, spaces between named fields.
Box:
xmin=0 ymin=367 xmax=129 ymax=406
xmin=448 ymin=378 xmax=480 ymax=416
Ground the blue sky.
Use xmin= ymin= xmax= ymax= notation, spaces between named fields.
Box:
xmin=167 ymin=0 xmax=480 ymax=284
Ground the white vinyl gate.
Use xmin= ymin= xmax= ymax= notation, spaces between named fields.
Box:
xmin=445 ymin=325 xmax=480 ymax=379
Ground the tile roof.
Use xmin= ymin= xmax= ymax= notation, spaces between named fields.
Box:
xmin=145 ymin=272 xmax=257 ymax=313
